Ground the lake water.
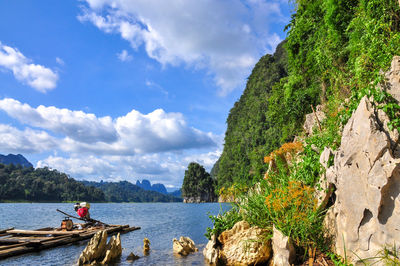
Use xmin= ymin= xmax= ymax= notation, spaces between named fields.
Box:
xmin=0 ymin=203 xmax=231 ymax=266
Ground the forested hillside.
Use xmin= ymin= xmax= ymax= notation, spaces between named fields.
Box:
xmin=213 ymin=41 xmax=288 ymax=189
xmin=0 ymin=163 xmax=182 ymax=202
xmin=0 ymin=164 xmax=105 ymax=202
xmin=84 ymin=181 xmax=182 ymax=202
xmin=206 ymin=0 xmax=400 ymax=264
xmin=214 ymin=0 xmax=400 ymax=190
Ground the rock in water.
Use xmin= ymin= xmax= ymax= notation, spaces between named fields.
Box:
xmin=272 ymin=225 xmax=295 ymax=266
xmin=172 ymin=236 xmax=198 ymax=256
xmin=326 ymin=96 xmax=400 ymax=264
xmin=127 ymin=252 xmax=140 ymax=261
xmin=101 ymin=233 xmax=122 ymax=264
xmin=218 ymin=220 xmax=271 ymax=265
xmin=203 ymin=234 xmax=220 ymax=265
xmin=143 ymin=238 xmax=150 ymax=255
xmin=78 ymin=231 xmax=108 ymax=265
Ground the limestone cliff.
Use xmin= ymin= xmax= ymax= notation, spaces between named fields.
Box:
xmin=322 ymin=58 xmax=400 ymax=264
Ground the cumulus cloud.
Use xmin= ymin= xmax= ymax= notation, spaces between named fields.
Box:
xmin=36 ymin=149 xmax=220 ymax=187
xmin=0 ymin=98 xmax=117 ymax=144
xmin=0 ymin=124 xmax=58 ymax=154
xmin=78 ymin=0 xmax=287 ymax=95
xmin=183 ymin=149 xmax=222 ymax=171
xmin=117 ymin=49 xmax=132 ymax=62
xmin=0 ymin=42 xmax=58 ymax=93
xmin=0 ymin=98 xmax=216 ymax=155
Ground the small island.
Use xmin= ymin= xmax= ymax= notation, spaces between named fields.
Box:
xmin=181 ymin=162 xmax=217 ymax=203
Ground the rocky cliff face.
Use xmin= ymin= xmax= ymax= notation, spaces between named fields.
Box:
xmin=324 ymin=94 xmax=400 ymax=263
xmin=183 ymin=193 xmax=217 ymax=203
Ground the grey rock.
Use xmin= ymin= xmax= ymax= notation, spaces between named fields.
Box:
xmin=326 ymin=96 xmax=400 ymax=264
xmin=203 ymin=234 xmax=220 ymax=265
xmin=303 ymin=105 xmax=326 ymax=136
xmin=272 ymin=225 xmax=295 ymax=266
xmin=385 ymin=56 xmax=400 ymax=103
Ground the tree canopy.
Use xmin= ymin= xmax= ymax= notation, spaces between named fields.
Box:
xmin=213 ymin=0 xmax=400 ymax=190
xmin=182 ymin=162 xmax=215 ymax=200
xmin=0 ymin=164 xmax=105 ymax=202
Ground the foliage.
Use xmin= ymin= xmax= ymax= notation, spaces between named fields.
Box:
xmin=208 ymin=0 xmax=400 ymax=262
xmin=205 ymin=205 xmax=242 ymax=240
xmin=214 ymin=0 xmax=400 ymax=191
xmin=83 ymin=181 xmax=182 ymax=203
xmin=218 ymin=183 xmax=248 ymax=202
xmin=263 ymin=141 xmax=303 ymax=164
xmin=181 ymin=162 xmax=216 ymax=199
xmin=0 ymin=164 xmax=105 ymax=202
xmin=214 ymin=41 xmax=289 ymax=189
xmin=240 ymin=141 xmax=325 ymax=249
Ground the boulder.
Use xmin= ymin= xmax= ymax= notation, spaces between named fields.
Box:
xmin=101 ymin=233 xmax=122 ymax=264
xmin=78 ymin=230 xmax=108 ymax=265
xmin=203 ymin=234 xmax=220 ymax=265
xmin=326 ymin=96 xmax=400 ymax=264
xmin=303 ymin=105 xmax=326 ymax=135
xmin=173 ymin=236 xmax=198 ymax=256
xmin=271 ymin=225 xmax=296 ymax=266
xmin=218 ymin=220 xmax=271 ymax=265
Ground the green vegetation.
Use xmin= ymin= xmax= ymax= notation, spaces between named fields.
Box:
xmin=181 ymin=162 xmax=216 ymax=200
xmin=208 ymin=0 xmax=400 ymax=263
xmin=214 ymin=41 xmax=288 ymax=189
xmin=83 ymin=181 xmax=182 ymax=202
xmin=0 ymin=164 xmax=105 ymax=202
xmin=0 ymin=163 xmax=182 ymax=203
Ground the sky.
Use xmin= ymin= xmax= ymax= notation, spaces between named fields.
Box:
xmin=0 ymin=0 xmax=291 ymax=190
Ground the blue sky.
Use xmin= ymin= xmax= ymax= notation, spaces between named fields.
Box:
xmin=0 ymin=0 xmax=291 ymax=189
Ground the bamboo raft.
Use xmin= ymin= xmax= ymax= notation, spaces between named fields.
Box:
xmin=0 ymin=211 xmax=140 ymax=260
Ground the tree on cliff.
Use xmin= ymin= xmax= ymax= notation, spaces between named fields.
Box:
xmin=181 ymin=162 xmax=216 ymax=201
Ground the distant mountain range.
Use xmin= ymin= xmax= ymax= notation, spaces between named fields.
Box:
xmin=82 ymin=180 xmax=182 ymax=202
xmin=0 ymin=154 xmax=32 ymax=168
xmin=0 ymin=153 xmax=182 ymax=202
xmin=136 ymin=179 xmax=181 ymax=197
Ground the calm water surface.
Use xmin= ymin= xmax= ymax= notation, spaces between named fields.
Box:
xmin=0 ymin=203 xmax=231 ymax=266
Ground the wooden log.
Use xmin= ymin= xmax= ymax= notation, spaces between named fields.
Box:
xmin=0 ymin=228 xmax=14 ymax=234
xmin=0 ymin=225 xmax=140 ymax=260
xmin=7 ymin=229 xmax=86 ymax=236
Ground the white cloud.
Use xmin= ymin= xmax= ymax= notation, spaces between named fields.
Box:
xmin=117 ymin=49 xmax=132 ymax=62
xmin=0 ymin=124 xmax=58 ymax=154
xmin=0 ymin=98 xmax=117 ymax=144
xmin=56 ymin=57 xmax=65 ymax=65
xmin=0 ymin=42 xmax=58 ymax=93
xmin=183 ymin=149 xmax=222 ymax=171
xmin=0 ymin=98 xmax=216 ymax=155
xmin=36 ymin=148 xmax=221 ymax=187
xmin=78 ymin=0 xmax=287 ymax=95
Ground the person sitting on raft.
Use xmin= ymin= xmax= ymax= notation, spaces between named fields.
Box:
xmin=74 ymin=202 xmax=91 ymax=220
